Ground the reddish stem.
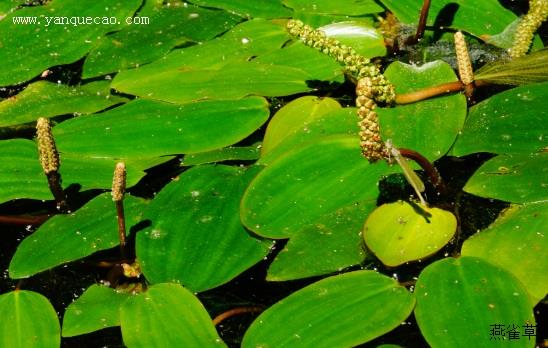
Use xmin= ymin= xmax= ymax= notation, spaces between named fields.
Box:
xmin=213 ymin=306 xmax=264 ymax=326
xmin=406 ymin=0 xmax=431 ymax=44
xmin=0 ymin=214 xmax=51 ymax=226
xmin=399 ymin=148 xmax=446 ymax=195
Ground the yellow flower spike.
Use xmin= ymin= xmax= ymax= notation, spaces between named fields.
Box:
xmin=510 ymin=0 xmax=548 ymax=58
xmin=111 ymin=162 xmax=126 ymax=202
xmin=36 ymin=117 xmax=59 ymax=175
xmin=454 ymin=31 xmax=474 ymax=85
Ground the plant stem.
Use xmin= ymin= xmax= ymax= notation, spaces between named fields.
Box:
xmin=398 ymin=148 xmax=447 ymax=195
xmin=212 ymin=306 xmax=264 ymax=326
xmin=116 ymin=200 xmax=127 ymax=259
xmin=395 ymin=81 xmax=464 ymax=104
xmin=406 ymin=0 xmax=431 ymax=44
xmin=46 ymin=172 xmax=68 ymax=212
xmin=0 ymin=214 xmax=50 ymax=225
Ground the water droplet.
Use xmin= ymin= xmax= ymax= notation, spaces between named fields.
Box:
xmin=150 ymin=229 xmax=162 ymax=239
xmin=241 ymin=37 xmax=250 ymax=44
xmin=191 ymin=190 xmax=200 ymax=197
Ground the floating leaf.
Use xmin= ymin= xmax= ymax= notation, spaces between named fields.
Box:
xmin=0 ymin=290 xmax=60 ymax=348
xmin=283 ymin=0 xmax=383 ymax=16
xmin=462 ymin=202 xmax=548 ymax=304
xmin=451 ymin=82 xmax=548 ymax=156
xmin=255 ymin=41 xmax=344 ymax=83
xmin=0 ymin=0 xmax=141 ymax=86
xmin=0 ymin=81 xmax=125 ymax=127
xmin=463 ymin=153 xmax=548 ymax=204
xmin=363 ymin=201 xmax=457 ymax=267
xmin=415 ymin=257 xmax=535 ymax=348
xmin=260 ymin=103 xmax=357 ymax=165
xmin=54 ymin=97 xmax=269 ymax=158
xmin=267 ymin=202 xmax=374 ymax=281
xmin=241 ymin=135 xmax=394 ymax=239
xmin=62 ymin=285 xmax=131 ymax=337
xmin=9 ymin=193 xmax=148 ymax=279
xmin=82 ymin=4 xmax=240 ymax=78
xmin=120 ymin=283 xmax=225 ymax=347
xmin=242 ymin=271 xmax=415 ymax=347
xmin=381 ymin=0 xmax=516 ymax=40
xmin=292 ymin=11 xmax=376 ymax=29
xmin=182 ymin=143 xmax=261 ymax=166
xmin=0 ymin=139 xmax=51 ymax=203
xmin=379 ymin=61 xmax=467 ymax=161
xmin=186 ymin=0 xmax=292 ymax=18
xmin=260 ymin=96 xmax=342 ymax=161
xmin=137 ymin=165 xmax=272 ymax=292
xmin=113 ymin=61 xmax=313 ymax=104
xmin=319 ymin=21 xmax=386 ymax=58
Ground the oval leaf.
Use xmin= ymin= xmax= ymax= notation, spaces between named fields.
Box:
xmin=137 ymin=165 xmax=272 ymax=292
xmin=120 ymin=283 xmax=225 ymax=347
xmin=463 ymin=153 xmax=548 ymax=204
xmin=415 ymin=257 xmax=535 ymax=348
xmin=9 ymin=193 xmax=148 ymax=279
xmin=379 ymin=61 xmax=467 ymax=161
xmin=462 ymin=202 xmax=548 ymax=304
xmin=54 ymin=97 xmax=269 ymax=158
xmin=241 ymin=135 xmax=394 ymax=239
xmin=451 ymin=82 xmax=548 ymax=156
xmin=0 ymin=290 xmax=60 ymax=348
xmin=363 ymin=201 xmax=457 ymax=267
xmin=242 ymin=271 xmax=415 ymax=347
xmin=62 ymin=284 xmax=132 ymax=337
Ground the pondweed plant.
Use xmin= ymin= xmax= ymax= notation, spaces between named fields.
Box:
xmin=0 ymin=0 xmax=546 ymax=347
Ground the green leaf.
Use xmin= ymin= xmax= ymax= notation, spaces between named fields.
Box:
xmin=62 ymin=285 xmax=131 ymax=337
xmin=82 ymin=5 xmax=240 ymax=78
xmin=283 ymin=0 xmax=383 ymax=16
xmin=120 ymin=283 xmax=225 ymax=347
xmin=379 ymin=61 xmax=467 ymax=161
xmin=109 ymin=19 xmax=290 ymax=98
xmin=292 ymin=11 xmax=375 ymax=29
xmin=381 ymin=0 xmax=517 ymax=39
xmin=186 ymin=0 xmax=292 ymax=19
xmin=267 ymin=202 xmax=374 ymax=281
xmin=260 ymin=96 xmax=342 ymax=161
xmin=463 ymin=153 xmax=548 ymax=204
xmin=259 ymin=102 xmax=358 ymax=165
xmin=0 ymin=290 xmax=60 ymax=348
xmin=363 ymin=201 xmax=457 ymax=267
xmin=242 ymin=271 xmax=415 ymax=347
xmin=0 ymin=0 xmax=142 ymax=86
xmin=0 ymin=139 xmax=52 ymax=203
xmin=112 ymin=61 xmax=313 ymax=104
xmin=53 ymin=97 xmax=269 ymax=158
xmin=255 ymin=41 xmax=344 ymax=83
xmin=241 ymin=135 xmax=394 ymax=239
xmin=415 ymin=257 xmax=535 ymax=348
xmin=462 ymin=202 xmax=548 ymax=304
xmin=9 ymin=193 xmax=148 ymax=279
xmin=137 ymin=165 xmax=272 ymax=292
xmin=0 ymin=81 xmax=125 ymax=127
xmin=451 ymin=82 xmax=548 ymax=156
xmin=319 ymin=21 xmax=386 ymax=58
xmin=182 ymin=143 xmax=261 ymax=166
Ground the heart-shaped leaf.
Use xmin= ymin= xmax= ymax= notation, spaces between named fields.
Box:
xmin=363 ymin=201 xmax=457 ymax=267
xmin=242 ymin=271 xmax=415 ymax=347
xmin=0 ymin=290 xmax=60 ymax=348
xmin=379 ymin=61 xmax=467 ymax=161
